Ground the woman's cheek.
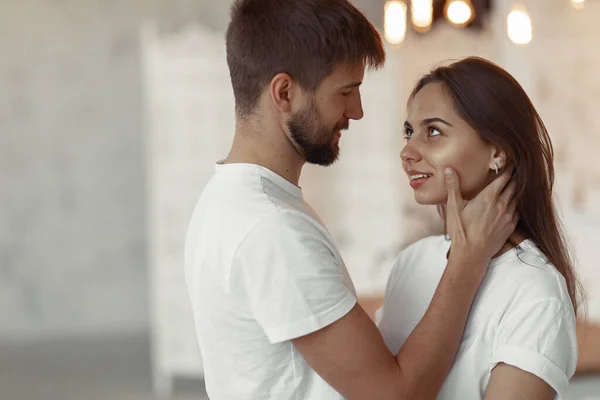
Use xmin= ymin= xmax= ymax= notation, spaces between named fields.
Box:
xmin=427 ymin=142 xmax=464 ymax=172
xmin=428 ymin=144 xmax=484 ymax=197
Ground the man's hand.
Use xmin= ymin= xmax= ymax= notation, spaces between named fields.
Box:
xmin=290 ymin=168 xmax=520 ymax=400
xmin=444 ymin=167 xmax=518 ymax=266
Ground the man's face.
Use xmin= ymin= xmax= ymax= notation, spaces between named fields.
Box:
xmin=287 ymin=62 xmax=365 ymax=166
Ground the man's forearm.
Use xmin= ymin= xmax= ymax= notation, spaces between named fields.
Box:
xmin=394 ymin=252 xmax=488 ymax=399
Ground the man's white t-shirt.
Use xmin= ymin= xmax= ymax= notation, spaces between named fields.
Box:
xmin=184 ymin=163 xmax=356 ymax=400
xmin=377 ymin=235 xmax=578 ymax=400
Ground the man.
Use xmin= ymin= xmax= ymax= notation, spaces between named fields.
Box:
xmin=184 ymin=0 xmax=518 ymax=399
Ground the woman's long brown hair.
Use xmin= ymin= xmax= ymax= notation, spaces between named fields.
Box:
xmin=412 ymin=57 xmax=583 ymax=315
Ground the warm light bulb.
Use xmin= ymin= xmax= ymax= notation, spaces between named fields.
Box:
xmin=507 ymin=6 xmax=532 ymax=45
xmin=411 ymin=0 xmax=433 ymax=32
xmin=570 ymin=0 xmax=585 ymax=10
xmin=445 ymin=0 xmax=475 ymax=27
xmin=384 ymin=1 xmax=408 ymax=44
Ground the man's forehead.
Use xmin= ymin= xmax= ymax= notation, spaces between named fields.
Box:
xmin=326 ymin=62 xmax=365 ymax=86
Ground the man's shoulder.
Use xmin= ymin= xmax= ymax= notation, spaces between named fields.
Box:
xmin=241 ymin=209 xmax=332 ymax=248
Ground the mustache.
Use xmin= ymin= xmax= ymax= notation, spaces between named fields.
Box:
xmin=334 ymin=121 xmax=350 ymax=131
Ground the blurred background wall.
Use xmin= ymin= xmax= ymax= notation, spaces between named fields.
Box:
xmin=0 ymin=0 xmax=232 ymax=340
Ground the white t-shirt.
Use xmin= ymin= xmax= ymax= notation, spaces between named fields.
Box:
xmin=184 ymin=163 xmax=356 ymax=400
xmin=377 ymin=235 xmax=578 ymax=400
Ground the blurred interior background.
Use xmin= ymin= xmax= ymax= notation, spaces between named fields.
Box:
xmin=2 ymin=0 xmax=600 ymax=399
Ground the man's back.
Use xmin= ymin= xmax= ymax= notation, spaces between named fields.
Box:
xmin=184 ymin=162 xmax=356 ymax=399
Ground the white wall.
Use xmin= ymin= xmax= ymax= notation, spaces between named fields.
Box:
xmin=0 ymin=0 xmax=231 ymax=341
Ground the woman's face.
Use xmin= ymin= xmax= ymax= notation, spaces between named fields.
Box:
xmin=401 ymin=82 xmax=502 ymax=205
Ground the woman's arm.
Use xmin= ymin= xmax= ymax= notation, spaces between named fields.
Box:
xmin=484 ymin=363 xmax=555 ymax=400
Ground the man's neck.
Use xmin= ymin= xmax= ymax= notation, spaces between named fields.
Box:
xmin=223 ymin=119 xmax=305 ymax=186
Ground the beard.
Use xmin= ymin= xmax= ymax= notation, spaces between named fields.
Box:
xmin=287 ymin=99 xmax=349 ymax=166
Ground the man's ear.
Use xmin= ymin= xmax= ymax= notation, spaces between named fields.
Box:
xmin=269 ymin=72 xmax=300 ymax=114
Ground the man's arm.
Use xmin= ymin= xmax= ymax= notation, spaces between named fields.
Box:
xmin=293 ymin=251 xmax=487 ymax=400
xmin=292 ymin=168 xmax=518 ymax=400
xmin=357 ymin=296 xmax=383 ymax=322
xmin=484 ymin=363 xmax=555 ymax=400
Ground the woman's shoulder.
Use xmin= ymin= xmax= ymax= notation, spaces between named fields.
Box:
xmin=386 ymin=235 xmax=449 ymax=284
xmin=398 ymin=235 xmax=449 ymax=259
xmin=381 ymin=235 xmax=450 ymax=320
xmin=489 ymin=240 xmax=571 ymax=305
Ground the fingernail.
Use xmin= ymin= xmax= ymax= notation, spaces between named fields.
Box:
xmin=445 ymin=168 xmax=454 ymax=177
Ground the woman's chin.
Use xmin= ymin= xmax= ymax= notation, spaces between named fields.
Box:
xmin=414 ymin=192 xmax=446 ymax=205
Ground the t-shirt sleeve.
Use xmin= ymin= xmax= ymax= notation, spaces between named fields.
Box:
xmin=375 ymin=246 xmax=420 ymax=353
xmin=490 ymin=300 xmax=578 ymax=398
xmin=233 ymin=210 xmax=357 ymax=344
xmin=375 ymin=305 xmax=384 ymax=327
xmin=375 ymin=251 xmax=404 ymax=328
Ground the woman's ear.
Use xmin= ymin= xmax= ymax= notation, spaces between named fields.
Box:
xmin=489 ymin=147 xmax=507 ymax=172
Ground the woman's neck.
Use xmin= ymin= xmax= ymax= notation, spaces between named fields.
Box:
xmin=494 ymin=230 xmax=527 ymax=258
xmin=446 ymin=231 xmax=527 ymax=261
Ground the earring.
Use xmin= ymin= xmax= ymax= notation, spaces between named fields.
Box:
xmin=494 ymin=163 xmax=499 ymax=175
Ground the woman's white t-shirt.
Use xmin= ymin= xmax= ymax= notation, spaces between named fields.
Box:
xmin=377 ymin=235 xmax=578 ymax=400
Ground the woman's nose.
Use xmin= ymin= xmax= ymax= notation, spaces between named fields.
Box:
xmin=400 ymin=142 xmax=422 ymax=163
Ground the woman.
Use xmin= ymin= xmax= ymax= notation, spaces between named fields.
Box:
xmin=377 ymin=57 xmax=580 ymax=399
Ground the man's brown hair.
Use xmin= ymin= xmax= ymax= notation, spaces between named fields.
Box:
xmin=226 ymin=0 xmax=386 ymax=116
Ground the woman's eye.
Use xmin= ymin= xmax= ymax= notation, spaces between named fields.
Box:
xmin=403 ymin=128 xmax=413 ymax=140
xmin=429 ymin=127 xmax=441 ymax=137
